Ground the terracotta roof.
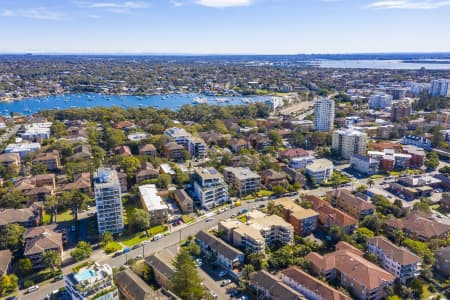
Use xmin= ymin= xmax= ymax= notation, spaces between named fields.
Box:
xmin=164 ymin=142 xmax=184 ymax=151
xmin=115 ymin=269 xmax=167 ymax=300
xmin=384 ymin=211 xmax=450 ymax=239
xmin=273 ymin=197 xmax=319 ymax=220
xmin=115 ymin=145 xmax=132 ymax=156
xmin=281 ymin=266 xmax=351 ymax=300
xmin=250 ymin=270 xmax=305 ymax=300
xmin=33 ymin=151 xmax=59 ymax=162
xmin=24 ymin=225 xmax=62 ymax=256
xmin=368 ymin=236 xmax=421 ymax=265
xmin=63 ymin=173 xmax=91 ymax=191
xmin=328 ymin=189 xmax=375 ymax=211
xmin=0 ymin=153 xmax=20 ymax=163
xmin=0 ymin=208 xmax=38 ymax=226
xmin=306 ymin=242 xmax=396 ymax=290
xmin=138 ymin=144 xmax=156 ymax=153
xmin=305 ymin=195 xmax=357 ymax=228
xmin=279 ymin=148 xmax=309 ymax=159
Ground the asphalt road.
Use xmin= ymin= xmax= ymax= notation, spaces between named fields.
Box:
xmin=21 ymin=201 xmax=268 ymax=300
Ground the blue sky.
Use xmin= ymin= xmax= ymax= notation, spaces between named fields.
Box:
xmin=0 ymin=0 xmax=449 ymax=54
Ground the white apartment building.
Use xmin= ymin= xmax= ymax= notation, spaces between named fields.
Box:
xmin=332 ymin=128 xmax=368 ymax=160
xmin=368 ymin=236 xmax=422 ymax=283
xmin=314 ymin=98 xmax=335 ymax=132
xmin=350 ymin=154 xmax=379 ymax=175
xmin=164 ymin=127 xmax=192 ymax=147
xmin=305 ymin=158 xmax=334 ymax=183
xmin=193 ymin=167 xmax=228 ymax=209
xmin=369 ymin=93 xmax=393 ymax=109
xmin=138 ymin=184 xmax=169 ymax=226
xmin=429 ymin=79 xmax=450 ymax=97
xmin=219 ymin=211 xmax=293 ymax=253
xmin=5 ymin=142 xmax=41 ymax=159
xmin=21 ymin=122 xmax=52 ymax=141
xmin=65 ymin=263 xmax=119 ymax=300
xmin=94 ymin=168 xmax=124 ymax=234
xmin=223 ymin=167 xmax=261 ymax=196
xmin=289 ymin=156 xmax=315 ymax=169
xmin=187 ymin=137 xmax=207 ymax=158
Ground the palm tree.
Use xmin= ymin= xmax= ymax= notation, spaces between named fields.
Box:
xmin=44 ymin=195 xmax=58 ymax=223
xmin=367 ymin=178 xmax=374 ymax=188
xmin=42 ymin=250 xmax=61 ymax=276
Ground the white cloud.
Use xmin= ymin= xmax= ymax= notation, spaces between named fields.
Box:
xmin=367 ymin=0 xmax=450 ymax=9
xmin=195 ymin=0 xmax=254 ymax=8
xmin=0 ymin=7 xmax=66 ymax=20
xmin=75 ymin=1 xmax=149 ymax=13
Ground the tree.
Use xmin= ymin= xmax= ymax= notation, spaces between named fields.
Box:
xmin=425 ymin=152 xmax=440 ymax=171
xmin=391 ymin=229 xmax=405 ymax=245
xmin=71 ymin=190 xmax=90 ymax=221
xmin=42 ymin=250 xmax=61 ymax=276
xmin=70 ymin=241 xmax=93 ymax=261
xmin=361 ymin=215 xmax=383 ymax=235
xmin=171 ymin=249 xmax=204 ymax=300
xmin=1 ymin=223 xmax=25 ymax=250
xmin=16 ymin=258 xmax=33 ymax=276
xmin=0 ymin=189 xmax=27 ymax=208
xmin=44 ymin=195 xmax=58 ymax=223
xmin=51 ymin=121 xmax=68 ymax=138
xmin=0 ymin=274 xmax=18 ymax=296
xmin=104 ymin=126 xmax=126 ymax=150
xmin=247 ymin=252 xmax=267 ymax=271
xmin=101 ymin=231 xmax=114 ymax=245
xmin=157 ymin=174 xmax=172 ymax=189
xmin=31 ymin=163 xmax=48 ymax=175
xmin=367 ymin=178 xmax=374 ymax=188
xmin=129 ymin=208 xmax=151 ymax=231
xmin=242 ymin=264 xmax=255 ymax=282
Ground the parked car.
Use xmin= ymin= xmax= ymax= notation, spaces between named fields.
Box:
xmin=53 ymin=274 xmax=64 ymax=281
xmin=135 ymin=255 xmax=143 ymax=260
xmin=113 ymin=251 xmax=122 ymax=257
xmin=221 ymin=279 xmax=232 ymax=287
xmin=27 ymin=285 xmax=39 ymax=293
xmin=123 ymin=247 xmax=131 ymax=253
xmin=132 ymin=244 xmax=140 ymax=250
xmin=152 ymin=233 xmax=163 ymax=241
xmin=205 ymin=217 xmax=214 ymax=222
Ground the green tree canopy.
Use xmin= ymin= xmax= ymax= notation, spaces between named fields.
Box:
xmin=171 ymin=249 xmax=204 ymax=300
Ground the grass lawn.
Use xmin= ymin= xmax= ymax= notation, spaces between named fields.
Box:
xmin=118 ymin=231 xmax=149 ymax=247
xmin=370 ymin=174 xmax=386 ymax=180
xmin=42 ymin=212 xmax=52 ymax=225
xmin=148 ymin=225 xmax=167 ymax=236
xmin=118 ymin=225 xmax=168 ymax=247
xmin=256 ymin=190 xmax=273 ymax=198
xmin=103 ymin=241 xmax=122 ymax=253
xmin=388 ymin=171 xmax=401 ymax=176
xmin=243 ymin=194 xmax=255 ymax=201
xmin=55 ymin=210 xmax=73 ymax=222
xmin=421 ymin=284 xmax=433 ymax=299
xmin=123 ymin=196 xmax=140 ymax=226
xmin=181 ymin=215 xmax=195 ymax=223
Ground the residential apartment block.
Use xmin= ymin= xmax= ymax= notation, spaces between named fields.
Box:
xmin=138 ymin=184 xmax=169 ymax=226
xmin=281 ymin=266 xmax=352 ymax=300
xmin=94 ymin=168 xmax=124 ymax=234
xmin=368 ymin=236 xmax=421 ymax=282
xmin=187 ymin=136 xmax=207 ymax=158
xmin=305 ymin=158 xmax=334 ymax=183
xmin=219 ymin=210 xmax=293 ymax=253
xmin=332 ymin=128 xmax=368 ymax=160
xmin=314 ymin=98 xmax=335 ymax=132
xmin=350 ymin=154 xmax=379 ymax=175
xmin=326 ymin=189 xmax=375 ymax=221
xmin=223 ymin=167 xmax=261 ymax=196
xmin=306 ymin=242 xmax=395 ymax=300
xmin=273 ymin=197 xmax=319 ymax=236
xmin=65 ymin=263 xmax=119 ymax=300
xmin=193 ymin=167 xmax=228 ymax=209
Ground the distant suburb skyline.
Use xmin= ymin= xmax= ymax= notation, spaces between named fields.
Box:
xmin=1 ymin=0 xmax=450 ymax=54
